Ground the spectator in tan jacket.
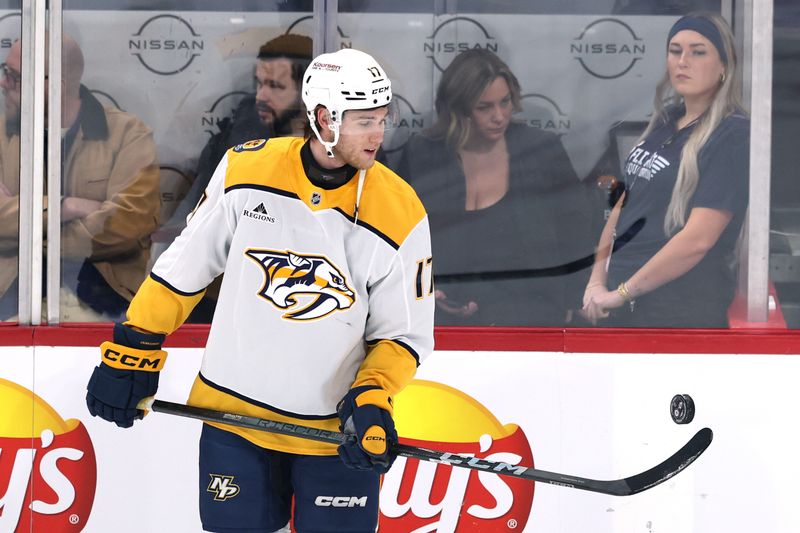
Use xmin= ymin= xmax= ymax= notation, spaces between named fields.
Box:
xmin=0 ymin=35 xmax=160 ymax=321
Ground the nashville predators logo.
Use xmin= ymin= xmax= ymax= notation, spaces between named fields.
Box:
xmin=207 ymin=474 xmax=240 ymax=501
xmin=245 ymin=249 xmax=355 ymax=321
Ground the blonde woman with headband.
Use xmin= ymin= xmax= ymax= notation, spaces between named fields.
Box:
xmin=582 ymin=12 xmax=749 ymax=327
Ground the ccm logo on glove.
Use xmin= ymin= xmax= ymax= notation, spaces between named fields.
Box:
xmin=363 ymin=429 xmax=387 ymax=454
xmin=100 ymin=341 xmax=167 ymax=372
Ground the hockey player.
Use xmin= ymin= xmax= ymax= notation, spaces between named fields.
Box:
xmin=85 ymin=48 xmax=434 ymax=533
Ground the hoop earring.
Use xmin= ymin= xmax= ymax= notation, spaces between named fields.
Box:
xmin=720 ymin=72 xmax=726 ymax=84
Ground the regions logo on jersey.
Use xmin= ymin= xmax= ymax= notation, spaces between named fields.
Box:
xmin=243 ymin=203 xmax=276 ymax=223
xmin=245 ymin=249 xmax=355 ymax=321
xmin=233 ymin=139 xmax=266 ymax=152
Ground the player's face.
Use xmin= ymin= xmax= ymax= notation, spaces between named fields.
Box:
xmin=333 ymin=107 xmax=388 ymax=170
xmin=667 ymin=30 xmax=725 ymax=104
xmin=0 ymin=41 xmax=22 ymax=122
xmin=469 ymin=76 xmax=513 ymax=144
xmin=255 ymin=58 xmax=300 ymax=126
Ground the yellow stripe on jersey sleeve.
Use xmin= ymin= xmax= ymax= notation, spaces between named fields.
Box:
xmin=352 ymin=339 xmax=418 ymax=397
xmin=125 ymin=275 xmax=206 ymax=335
xmin=187 ymin=376 xmax=340 ymax=455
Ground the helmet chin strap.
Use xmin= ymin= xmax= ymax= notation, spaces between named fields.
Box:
xmin=308 ymin=111 xmax=341 ymax=158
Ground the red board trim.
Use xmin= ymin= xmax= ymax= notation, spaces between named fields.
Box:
xmin=0 ymin=324 xmax=797 ymax=354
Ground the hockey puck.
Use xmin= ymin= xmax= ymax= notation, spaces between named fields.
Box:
xmin=670 ymin=394 xmax=695 ymax=424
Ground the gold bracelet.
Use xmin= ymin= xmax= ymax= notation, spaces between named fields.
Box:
xmin=617 ymin=282 xmax=633 ymax=301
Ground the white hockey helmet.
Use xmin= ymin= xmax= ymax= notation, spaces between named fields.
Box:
xmin=302 ymin=48 xmax=392 ymax=157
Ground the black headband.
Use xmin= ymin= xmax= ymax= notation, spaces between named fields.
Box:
xmin=667 ymin=15 xmax=728 ymax=65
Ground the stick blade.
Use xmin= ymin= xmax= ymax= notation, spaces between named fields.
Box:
xmin=619 ymin=427 xmax=713 ymax=496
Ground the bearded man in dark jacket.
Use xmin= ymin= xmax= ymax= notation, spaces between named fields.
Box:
xmin=173 ymin=33 xmax=313 ymax=225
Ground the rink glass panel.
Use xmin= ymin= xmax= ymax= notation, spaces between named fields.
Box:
xmin=53 ymin=1 xmax=314 ymax=322
xmin=0 ymin=2 xmax=21 ymax=323
xmin=7 ymin=0 xmax=798 ymax=328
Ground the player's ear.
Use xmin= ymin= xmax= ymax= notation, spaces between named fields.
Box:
xmin=315 ymin=106 xmax=332 ymax=130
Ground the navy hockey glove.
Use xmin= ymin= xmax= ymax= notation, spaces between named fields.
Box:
xmin=86 ymin=323 xmax=167 ymax=428
xmin=337 ymin=385 xmax=398 ymax=474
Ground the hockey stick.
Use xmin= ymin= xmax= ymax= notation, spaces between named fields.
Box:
xmin=138 ymin=398 xmax=712 ymax=497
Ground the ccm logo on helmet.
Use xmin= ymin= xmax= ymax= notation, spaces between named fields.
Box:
xmin=315 ymin=496 xmax=368 ymax=507
xmin=102 ymin=348 xmax=163 ymax=370
xmin=372 ymin=87 xmax=389 ymax=94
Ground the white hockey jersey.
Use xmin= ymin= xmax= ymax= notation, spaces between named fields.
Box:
xmin=125 ymin=137 xmax=434 ymax=454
